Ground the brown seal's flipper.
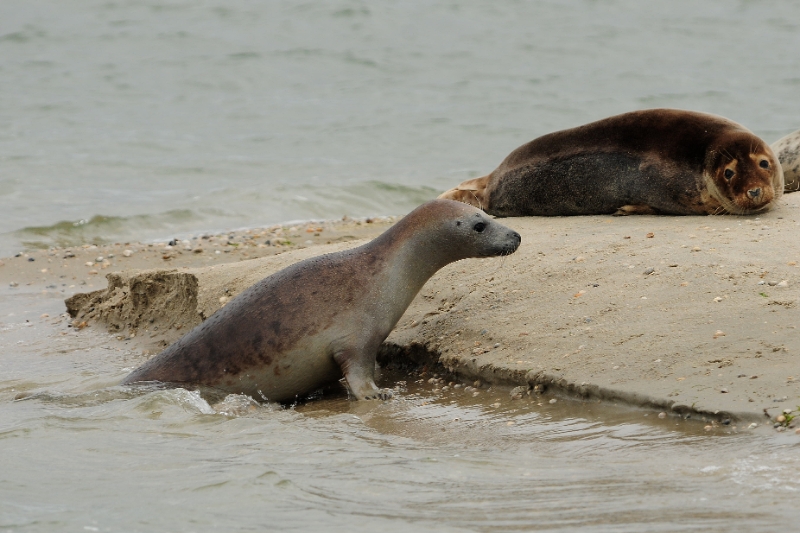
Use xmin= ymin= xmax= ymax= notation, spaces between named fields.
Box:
xmin=613 ymin=204 xmax=658 ymax=216
xmin=438 ymin=175 xmax=490 ymax=210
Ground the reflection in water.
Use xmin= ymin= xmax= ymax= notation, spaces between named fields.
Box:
xmin=1 ymin=293 xmax=798 ymax=531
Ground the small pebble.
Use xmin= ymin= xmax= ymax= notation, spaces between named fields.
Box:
xmin=27 ymin=257 xmax=35 ymax=262
xmin=768 ymin=281 xmax=778 ymax=286
xmin=85 ymin=262 xmax=94 ymax=267
xmin=777 ymin=280 xmax=789 ymax=287
xmin=704 ymin=425 xmax=713 ymax=431
xmin=713 ymin=297 xmax=723 ymax=302
xmin=658 ymin=412 xmax=666 ymax=419
xmin=643 ymin=267 xmax=655 ymax=275
xmin=748 ymin=423 xmax=758 ymax=429
xmin=123 ymin=250 xmax=133 ymax=257
xmin=491 ymin=402 xmax=501 ymax=408
xmin=720 ymin=388 xmax=728 ymax=393
xmin=713 ymin=330 xmax=725 ymax=339
xmin=95 ymin=256 xmax=104 ymax=262
xmin=691 ymin=246 xmax=701 ymax=252
xmin=9 ymin=281 xmax=18 ymax=287
xmin=777 ymin=415 xmax=786 ymax=423
xmin=548 ymin=398 xmax=557 ymax=404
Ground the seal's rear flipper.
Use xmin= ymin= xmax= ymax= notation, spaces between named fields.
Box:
xmin=438 ymin=175 xmax=490 ymax=210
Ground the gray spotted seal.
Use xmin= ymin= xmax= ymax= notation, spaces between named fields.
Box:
xmin=771 ymin=129 xmax=800 ymax=193
xmin=440 ymin=109 xmax=783 ymax=216
xmin=122 ymin=199 xmax=521 ymax=402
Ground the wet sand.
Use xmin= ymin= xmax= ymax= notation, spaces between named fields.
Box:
xmin=3 ymin=200 xmax=800 ymax=429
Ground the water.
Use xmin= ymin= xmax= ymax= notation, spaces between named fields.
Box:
xmin=2 ymin=290 xmax=799 ymax=532
xmin=3 ymin=1 xmax=800 ymax=255
xmin=3 ymin=2 xmax=800 ymax=530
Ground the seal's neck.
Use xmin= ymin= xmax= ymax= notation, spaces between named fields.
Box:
xmin=360 ymin=216 xmax=463 ymax=320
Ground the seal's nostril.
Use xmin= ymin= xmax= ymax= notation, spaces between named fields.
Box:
xmin=748 ymin=188 xmax=762 ymax=199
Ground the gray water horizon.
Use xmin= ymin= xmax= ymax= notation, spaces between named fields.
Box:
xmin=2 ymin=1 xmax=800 ymax=256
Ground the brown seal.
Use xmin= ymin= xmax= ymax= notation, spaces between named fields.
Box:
xmin=122 ymin=199 xmax=521 ymax=402
xmin=440 ymin=109 xmax=783 ymax=216
xmin=771 ymin=129 xmax=800 ymax=193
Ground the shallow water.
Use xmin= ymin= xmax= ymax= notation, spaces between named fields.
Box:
xmin=3 ymin=0 xmax=800 ymax=254
xmin=1 ymin=290 xmax=799 ymax=532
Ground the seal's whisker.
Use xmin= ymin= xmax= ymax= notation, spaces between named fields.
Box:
xmin=468 ymin=189 xmax=484 ymax=211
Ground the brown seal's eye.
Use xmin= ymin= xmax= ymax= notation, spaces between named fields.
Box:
xmin=724 ymin=169 xmax=734 ymax=180
xmin=473 ymin=222 xmax=486 ymax=233
xmin=759 ymin=160 xmax=769 ymax=169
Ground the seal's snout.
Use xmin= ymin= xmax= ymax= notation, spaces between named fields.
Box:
xmin=503 ymin=230 xmax=522 ymax=255
xmin=747 ymin=187 xmax=762 ymax=200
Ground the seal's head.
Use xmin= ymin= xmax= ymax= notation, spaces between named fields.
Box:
xmin=705 ymin=131 xmax=784 ymax=214
xmin=393 ymin=199 xmax=520 ymax=265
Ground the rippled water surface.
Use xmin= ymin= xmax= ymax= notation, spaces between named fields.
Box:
xmin=1 ymin=291 xmax=799 ymax=532
xmin=2 ymin=0 xmax=800 ymax=254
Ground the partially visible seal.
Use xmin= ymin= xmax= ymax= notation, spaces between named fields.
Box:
xmin=771 ymin=129 xmax=800 ymax=193
xmin=440 ymin=109 xmax=783 ymax=216
xmin=122 ymin=199 xmax=521 ymax=402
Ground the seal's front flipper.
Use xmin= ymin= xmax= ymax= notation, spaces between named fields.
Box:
xmin=613 ymin=204 xmax=657 ymax=216
xmin=334 ymin=348 xmax=393 ymax=401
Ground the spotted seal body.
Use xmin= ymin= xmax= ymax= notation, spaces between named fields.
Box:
xmin=122 ymin=199 xmax=521 ymax=402
xmin=771 ymin=129 xmax=800 ymax=193
xmin=440 ymin=109 xmax=783 ymax=216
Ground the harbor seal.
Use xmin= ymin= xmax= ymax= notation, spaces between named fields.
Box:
xmin=771 ymin=129 xmax=800 ymax=193
xmin=122 ymin=199 xmax=521 ymax=402
xmin=440 ymin=109 xmax=783 ymax=216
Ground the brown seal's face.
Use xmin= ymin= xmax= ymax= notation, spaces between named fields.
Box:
xmin=705 ymin=133 xmax=784 ymax=214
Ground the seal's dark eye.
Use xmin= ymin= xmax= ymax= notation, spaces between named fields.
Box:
xmin=759 ymin=160 xmax=769 ymax=169
xmin=473 ymin=222 xmax=486 ymax=233
xmin=724 ymin=169 xmax=734 ymax=180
